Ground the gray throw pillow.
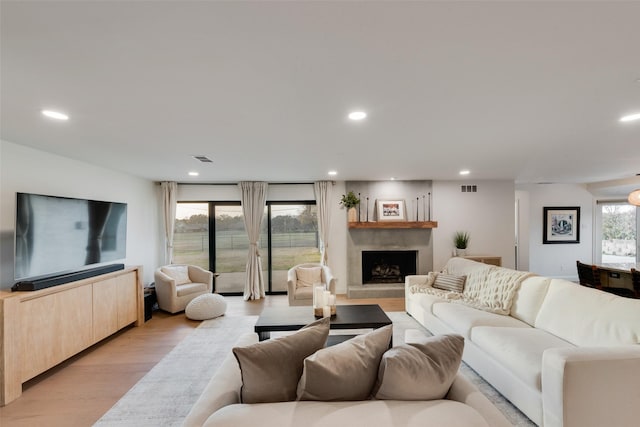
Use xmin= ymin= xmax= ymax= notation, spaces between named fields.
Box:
xmin=296 ymin=325 xmax=393 ymax=401
xmin=233 ymin=316 xmax=330 ymax=403
xmin=373 ymin=334 xmax=464 ymax=400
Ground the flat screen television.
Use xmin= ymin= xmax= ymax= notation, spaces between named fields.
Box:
xmin=14 ymin=192 xmax=127 ymax=281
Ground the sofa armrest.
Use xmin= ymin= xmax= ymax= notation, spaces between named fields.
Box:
xmin=188 ymin=265 xmax=213 ymax=291
xmin=542 ymin=346 xmax=640 ymax=427
xmin=182 ymin=333 xmax=259 ymax=427
xmin=321 ymin=265 xmax=336 ymax=295
xmin=446 ymin=373 xmax=511 ymax=427
xmin=405 ymin=275 xmax=430 ymax=288
xmin=154 ymin=270 xmax=177 ymax=305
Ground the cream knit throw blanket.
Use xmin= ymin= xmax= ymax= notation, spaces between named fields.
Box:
xmin=457 ymin=268 xmax=534 ymax=315
xmin=409 ymin=267 xmax=535 ymax=315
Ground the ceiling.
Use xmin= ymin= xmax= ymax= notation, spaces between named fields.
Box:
xmin=2 ymin=1 xmax=640 ymax=191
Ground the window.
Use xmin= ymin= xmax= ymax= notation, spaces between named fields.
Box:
xmin=595 ymin=202 xmax=638 ymax=268
xmin=173 ymin=203 xmax=209 ymax=270
xmin=173 ymin=201 xmax=319 ymax=294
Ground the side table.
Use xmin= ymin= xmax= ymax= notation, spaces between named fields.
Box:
xmin=143 ymin=284 xmax=157 ymax=322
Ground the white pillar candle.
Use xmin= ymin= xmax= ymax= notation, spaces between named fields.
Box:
xmin=329 ymin=294 xmax=336 ymax=306
xmin=323 ymin=290 xmax=330 ymax=306
xmin=314 ymin=286 xmax=324 ymax=308
xmin=323 ymin=305 xmax=331 ymax=318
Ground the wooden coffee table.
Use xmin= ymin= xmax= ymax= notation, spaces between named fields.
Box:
xmin=254 ymin=304 xmax=392 ymax=346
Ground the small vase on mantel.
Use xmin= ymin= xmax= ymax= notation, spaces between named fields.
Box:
xmin=347 ymin=207 xmax=357 ymax=222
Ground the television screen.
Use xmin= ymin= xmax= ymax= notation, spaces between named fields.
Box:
xmin=15 ymin=193 xmax=127 ymax=281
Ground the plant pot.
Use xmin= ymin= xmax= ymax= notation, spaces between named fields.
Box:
xmin=347 ymin=207 xmax=357 ymax=222
xmin=455 ymin=248 xmax=467 ymax=257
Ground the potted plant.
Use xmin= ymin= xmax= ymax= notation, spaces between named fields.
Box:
xmin=340 ymin=191 xmax=360 ymax=222
xmin=453 ymin=231 xmax=470 ymax=256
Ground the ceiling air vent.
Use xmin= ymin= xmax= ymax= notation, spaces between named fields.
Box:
xmin=193 ymin=155 xmax=213 ymax=163
xmin=461 ymin=185 xmax=477 ymax=193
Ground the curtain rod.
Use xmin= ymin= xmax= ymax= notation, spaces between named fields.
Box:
xmin=162 ymin=181 xmax=335 ymax=186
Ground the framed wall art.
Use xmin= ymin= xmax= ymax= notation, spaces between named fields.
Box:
xmin=375 ymin=199 xmax=407 ymax=221
xmin=543 ymin=206 xmax=580 ymax=244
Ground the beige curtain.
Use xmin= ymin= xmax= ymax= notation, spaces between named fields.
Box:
xmin=313 ymin=181 xmax=333 ymax=266
xmin=160 ymin=181 xmax=178 ymax=264
xmin=238 ymin=181 xmax=268 ymax=300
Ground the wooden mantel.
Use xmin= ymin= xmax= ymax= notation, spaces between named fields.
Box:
xmin=348 ymin=221 xmax=438 ymax=229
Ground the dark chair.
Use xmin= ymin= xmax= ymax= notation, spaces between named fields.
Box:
xmin=576 ymin=260 xmax=602 ymax=289
xmin=631 ymin=268 xmax=640 ymax=298
xmin=577 ymin=260 xmax=637 ymax=298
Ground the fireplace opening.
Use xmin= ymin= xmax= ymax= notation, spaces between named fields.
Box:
xmin=362 ymin=250 xmax=417 ymax=284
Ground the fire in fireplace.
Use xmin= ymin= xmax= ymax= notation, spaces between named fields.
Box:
xmin=361 ymin=250 xmax=417 ymax=284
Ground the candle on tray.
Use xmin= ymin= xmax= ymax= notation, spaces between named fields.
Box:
xmin=323 ymin=305 xmax=331 ymax=318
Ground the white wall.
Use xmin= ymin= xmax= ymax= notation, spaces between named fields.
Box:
xmin=0 ymin=140 xmax=161 ymax=289
xmin=432 ymin=180 xmax=516 ymax=271
xmin=516 ymin=183 xmax=594 ymax=280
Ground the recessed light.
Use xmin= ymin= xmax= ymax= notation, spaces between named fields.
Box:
xmin=188 ymin=171 xmax=199 ymax=176
xmin=620 ymin=113 xmax=640 ymax=122
xmin=348 ymin=111 xmax=367 ymax=120
xmin=41 ymin=110 xmax=69 ymax=120
xmin=459 ymin=170 xmax=470 ymax=175
xmin=328 ymin=171 xmax=338 ymax=176
xmin=390 ymin=177 xmax=397 ymax=181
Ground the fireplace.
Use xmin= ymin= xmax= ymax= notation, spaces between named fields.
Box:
xmin=361 ymin=250 xmax=417 ymax=284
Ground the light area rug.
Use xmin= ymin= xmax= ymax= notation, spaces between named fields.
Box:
xmin=94 ymin=312 xmax=534 ymax=427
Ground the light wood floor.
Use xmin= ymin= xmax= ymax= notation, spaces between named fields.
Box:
xmin=0 ymin=294 xmax=404 ymax=427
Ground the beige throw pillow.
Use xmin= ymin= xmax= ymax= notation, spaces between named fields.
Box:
xmin=296 ymin=266 xmax=323 ymax=287
xmin=373 ymin=334 xmax=464 ymax=400
xmin=161 ymin=265 xmax=191 ymax=285
xmin=233 ymin=317 xmax=330 ymax=403
xmin=297 ymin=325 xmax=393 ymax=401
xmin=432 ymin=273 xmax=466 ymax=293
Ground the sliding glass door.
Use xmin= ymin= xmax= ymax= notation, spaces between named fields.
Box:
xmin=595 ymin=201 xmax=638 ymax=268
xmin=173 ymin=201 xmax=319 ymax=294
xmin=269 ymin=203 xmax=320 ymax=292
xmin=173 ymin=203 xmax=209 ymax=270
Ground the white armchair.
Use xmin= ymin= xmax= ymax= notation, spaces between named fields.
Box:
xmin=287 ymin=263 xmax=336 ymax=306
xmin=154 ymin=264 xmax=213 ymax=313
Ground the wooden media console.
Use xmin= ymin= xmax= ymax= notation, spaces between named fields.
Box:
xmin=0 ymin=266 xmax=144 ymax=406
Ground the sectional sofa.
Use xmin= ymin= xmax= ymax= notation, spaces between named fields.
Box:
xmin=182 ymin=332 xmax=511 ymax=427
xmin=405 ymin=257 xmax=640 ymax=427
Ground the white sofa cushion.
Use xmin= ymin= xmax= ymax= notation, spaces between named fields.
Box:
xmin=471 ymin=326 xmax=574 ymax=390
xmin=535 ymin=279 xmax=640 ymax=346
xmin=510 ymin=276 xmax=551 ymax=326
xmin=202 ymin=400 xmax=492 ymax=427
xmin=432 ymin=302 xmax=529 ymax=339
xmin=176 ymin=282 xmax=209 ymax=297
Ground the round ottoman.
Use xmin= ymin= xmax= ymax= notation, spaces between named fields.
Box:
xmin=185 ymin=293 xmax=227 ymax=320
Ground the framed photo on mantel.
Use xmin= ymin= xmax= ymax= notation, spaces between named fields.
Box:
xmin=543 ymin=206 xmax=580 ymax=244
xmin=375 ymin=199 xmax=407 ymax=221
